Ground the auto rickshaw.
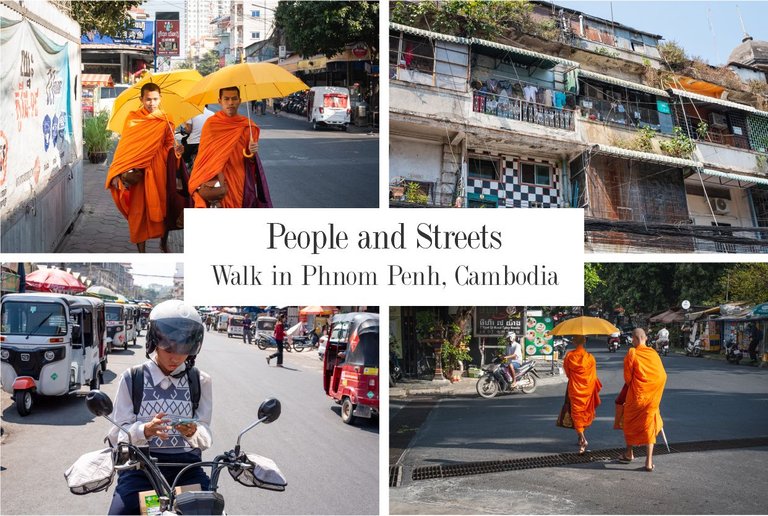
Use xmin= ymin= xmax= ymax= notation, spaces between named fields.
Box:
xmin=323 ymin=312 xmax=379 ymax=425
xmin=124 ymin=304 xmax=139 ymax=346
xmin=216 ymin=313 xmax=230 ymax=332
xmin=227 ymin=315 xmax=245 ymax=339
xmin=1 ymin=293 xmax=105 ymax=416
xmin=105 ymin=302 xmax=128 ymax=351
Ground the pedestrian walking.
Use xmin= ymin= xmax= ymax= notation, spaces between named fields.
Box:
xmin=748 ymin=322 xmax=762 ymax=364
xmin=242 ymin=313 xmax=252 ymax=344
xmin=267 ymin=314 xmax=285 ymax=367
xmin=182 ymin=104 xmax=214 ymax=170
xmin=562 ymin=335 xmax=602 ymax=455
xmin=105 ymin=82 xmax=184 ymax=252
xmin=618 ymin=328 xmax=667 ymax=472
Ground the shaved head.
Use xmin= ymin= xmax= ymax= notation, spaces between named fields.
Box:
xmin=573 ymin=335 xmax=586 ymax=346
xmin=632 ymin=327 xmax=647 ymax=346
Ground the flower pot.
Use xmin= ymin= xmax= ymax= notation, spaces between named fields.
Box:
xmin=88 ymin=151 xmax=108 ymax=164
xmin=390 ymin=186 xmax=405 ymax=199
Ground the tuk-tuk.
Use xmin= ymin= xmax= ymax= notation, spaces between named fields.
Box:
xmin=323 ymin=312 xmax=379 ymax=425
xmin=139 ymin=304 xmax=151 ymax=333
xmin=227 ymin=315 xmax=245 ymax=338
xmin=1 ymin=293 xmax=105 ymax=416
xmin=307 ymin=86 xmax=351 ymax=131
xmin=255 ymin=315 xmax=276 ymax=336
xmin=216 ymin=313 xmax=230 ymax=332
xmin=124 ymin=304 xmax=139 ymax=345
xmin=105 ymin=302 xmax=128 ymax=351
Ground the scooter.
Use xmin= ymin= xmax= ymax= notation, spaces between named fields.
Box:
xmin=256 ymin=332 xmax=292 ymax=352
xmin=657 ymin=339 xmax=670 ymax=356
xmin=476 ymin=358 xmax=539 ymax=398
xmin=553 ymin=336 xmax=570 ymax=358
xmin=685 ymin=339 xmax=702 ymax=357
xmin=608 ymin=333 xmax=620 ymax=352
xmin=389 ymin=352 xmax=403 ymax=387
xmin=65 ymin=391 xmax=286 ymax=515
xmin=724 ymin=339 xmax=743 ymax=364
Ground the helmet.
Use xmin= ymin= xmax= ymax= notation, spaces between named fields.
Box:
xmin=506 ymin=330 xmax=517 ymax=341
xmin=146 ymin=300 xmax=204 ymax=359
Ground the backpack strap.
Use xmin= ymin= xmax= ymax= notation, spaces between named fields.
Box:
xmin=129 ymin=364 xmax=145 ymax=416
xmin=187 ymin=366 xmax=201 ymax=416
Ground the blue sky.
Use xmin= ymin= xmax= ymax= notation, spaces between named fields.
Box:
xmin=557 ymin=1 xmax=768 ymax=65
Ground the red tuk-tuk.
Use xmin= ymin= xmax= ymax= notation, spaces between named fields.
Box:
xmin=323 ymin=312 xmax=379 ymax=425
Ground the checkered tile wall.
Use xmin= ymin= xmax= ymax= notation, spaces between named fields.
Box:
xmin=466 ymin=150 xmax=562 ymax=207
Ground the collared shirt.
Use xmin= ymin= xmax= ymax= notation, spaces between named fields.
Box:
xmin=108 ymin=359 xmax=212 ymax=451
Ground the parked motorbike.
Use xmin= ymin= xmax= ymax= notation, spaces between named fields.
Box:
xmin=65 ymin=391 xmax=286 ymax=515
xmin=290 ymin=333 xmax=318 ymax=352
xmin=553 ymin=336 xmax=570 ymax=358
xmin=685 ymin=339 xmax=702 ymax=357
xmin=256 ymin=332 xmax=292 ymax=352
xmin=389 ymin=352 xmax=403 ymax=387
xmin=476 ymin=357 xmax=539 ymax=398
xmin=724 ymin=339 xmax=743 ymax=364
xmin=608 ymin=333 xmax=620 ymax=352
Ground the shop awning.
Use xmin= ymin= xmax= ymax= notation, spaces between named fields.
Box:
xmin=81 ymin=74 xmax=114 ymax=87
xmin=390 ymin=22 xmax=470 ymax=45
xmin=579 ymin=69 xmax=669 ymax=97
xmin=590 ymin=144 xmax=699 ymax=168
xmin=670 ymin=88 xmax=768 ymax=117
xmin=470 ymin=37 xmax=578 ymax=69
xmin=696 ymin=168 xmax=768 ymax=188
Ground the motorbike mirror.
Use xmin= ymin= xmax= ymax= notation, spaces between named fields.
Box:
xmin=86 ymin=390 xmax=113 ymax=417
xmin=258 ymin=398 xmax=281 ymax=423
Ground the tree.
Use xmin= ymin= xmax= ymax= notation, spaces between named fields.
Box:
xmin=584 ymin=263 xmax=602 ymax=296
xmin=672 ymin=263 xmax=728 ymax=305
xmin=721 ymin=263 xmax=768 ymax=306
xmin=70 ymin=1 xmax=144 ymax=37
xmin=197 ymin=51 xmax=220 ymax=77
xmin=274 ymin=1 xmax=379 ymax=59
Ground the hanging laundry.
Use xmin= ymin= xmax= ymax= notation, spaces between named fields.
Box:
xmin=543 ymin=88 xmax=553 ymax=107
xmin=553 ymin=91 xmax=567 ymax=110
xmin=523 ymin=84 xmax=538 ymax=103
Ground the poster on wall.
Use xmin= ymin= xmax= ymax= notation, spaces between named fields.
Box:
xmin=0 ymin=6 xmax=80 ymax=216
xmin=524 ymin=314 xmax=555 ymax=357
xmin=474 ymin=306 xmax=523 ymax=338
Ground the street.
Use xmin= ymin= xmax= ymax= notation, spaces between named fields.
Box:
xmin=55 ymin=106 xmax=378 ymax=253
xmin=390 ymin=344 xmax=768 ymax=514
xmin=0 ymin=330 xmax=379 ymax=515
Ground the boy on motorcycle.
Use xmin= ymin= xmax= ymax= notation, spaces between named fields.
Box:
xmin=503 ymin=331 xmax=522 ymax=387
xmin=107 ymin=300 xmax=213 ymax=515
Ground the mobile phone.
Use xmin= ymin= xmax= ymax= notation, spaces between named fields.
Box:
xmin=170 ymin=417 xmax=198 ymax=427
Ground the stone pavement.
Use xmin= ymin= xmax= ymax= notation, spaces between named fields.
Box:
xmin=55 ymin=158 xmax=183 ymax=253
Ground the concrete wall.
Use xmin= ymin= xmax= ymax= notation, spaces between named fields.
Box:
xmin=686 ymin=186 xmax=753 ymax=229
xmin=695 ymin=142 xmax=767 ymax=175
xmin=390 ymin=136 xmax=444 ymax=184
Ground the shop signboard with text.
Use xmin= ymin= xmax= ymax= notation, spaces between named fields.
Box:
xmin=156 ymin=13 xmax=180 ymax=57
xmin=474 ymin=307 xmax=523 ymax=338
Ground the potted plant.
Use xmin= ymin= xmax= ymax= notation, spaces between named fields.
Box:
xmin=83 ymin=111 xmax=113 ymax=163
xmin=441 ymin=339 xmax=472 ymax=382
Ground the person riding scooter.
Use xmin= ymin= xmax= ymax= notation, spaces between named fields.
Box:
xmin=656 ymin=326 xmax=669 ymax=354
xmin=503 ymin=331 xmax=523 ymax=388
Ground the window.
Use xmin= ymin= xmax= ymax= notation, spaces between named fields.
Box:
xmin=251 ymin=32 xmax=260 ymax=39
xmin=520 ymin=162 xmax=553 ymax=187
xmin=631 ymin=40 xmax=645 ymax=54
xmin=251 ymin=10 xmax=260 ymax=17
xmin=468 ymin=156 xmax=502 ymax=181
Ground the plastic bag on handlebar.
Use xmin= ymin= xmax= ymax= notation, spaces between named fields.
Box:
xmin=64 ymin=448 xmax=115 ymax=495
xmin=229 ymin=453 xmax=287 ymax=491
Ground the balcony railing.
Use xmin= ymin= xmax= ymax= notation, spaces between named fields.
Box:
xmin=472 ymin=92 xmax=575 ymax=131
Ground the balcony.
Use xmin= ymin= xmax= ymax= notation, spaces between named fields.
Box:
xmin=472 ymin=92 xmax=575 ymax=131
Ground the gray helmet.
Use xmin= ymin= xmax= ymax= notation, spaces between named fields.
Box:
xmin=146 ymin=300 xmax=204 ymax=359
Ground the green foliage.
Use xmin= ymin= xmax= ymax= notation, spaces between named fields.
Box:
xmin=71 ymin=1 xmax=144 ymax=37
xmin=584 ymin=264 xmax=602 ymax=295
xmin=721 ymin=264 xmax=768 ymax=305
xmin=671 ymin=264 xmax=728 ymax=306
xmin=441 ymin=339 xmax=472 ymax=373
xmin=197 ymin=51 xmax=220 ymax=77
xmin=658 ymin=40 xmax=688 ymax=71
xmin=613 ymin=126 xmax=656 ymax=153
xmin=659 ymin=127 xmax=696 ymax=158
xmin=275 ymin=1 xmax=379 ymax=58
xmin=405 ymin=182 xmax=429 ymax=204
xmin=757 ymin=154 xmax=768 ymax=171
xmin=415 ymin=311 xmax=443 ymax=340
xmin=594 ymin=46 xmax=620 ymax=58
xmin=175 ymin=59 xmax=195 ymax=70
xmin=83 ymin=111 xmax=112 ymax=153
xmin=696 ymin=121 xmax=709 ymax=140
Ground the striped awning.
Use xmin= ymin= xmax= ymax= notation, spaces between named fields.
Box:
xmin=470 ymin=37 xmax=578 ymax=68
xmin=590 ymin=144 xmax=699 ymax=168
xmin=670 ymin=88 xmax=768 ymax=117
xmin=697 ymin=168 xmax=768 ymax=187
xmin=390 ymin=22 xmax=470 ymax=45
xmin=579 ymin=69 xmax=668 ymax=97
xmin=81 ymin=74 xmax=114 ymax=87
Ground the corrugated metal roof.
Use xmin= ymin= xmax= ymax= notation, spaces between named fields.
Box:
xmin=580 ymin=69 xmax=669 ymax=97
xmin=470 ymin=37 xmax=578 ymax=67
xmin=670 ymin=88 xmax=768 ymax=117
xmin=591 ymin=144 xmax=699 ymax=168
xmin=700 ymin=168 xmax=768 ymax=187
xmin=389 ymin=22 xmax=470 ymax=45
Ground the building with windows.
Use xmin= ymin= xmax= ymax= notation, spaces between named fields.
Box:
xmin=389 ymin=2 xmax=768 ymax=253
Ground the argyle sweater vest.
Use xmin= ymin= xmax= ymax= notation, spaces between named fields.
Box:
xmin=137 ymin=364 xmax=194 ymax=452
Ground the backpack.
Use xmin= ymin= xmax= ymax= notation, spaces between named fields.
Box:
xmin=126 ymin=363 xmax=201 ymax=416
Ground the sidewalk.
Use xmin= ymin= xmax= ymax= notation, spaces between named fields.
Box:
xmin=56 ymin=158 xmax=183 ymax=253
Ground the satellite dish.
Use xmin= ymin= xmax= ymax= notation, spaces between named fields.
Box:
xmin=682 ymin=300 xmax=691 ymax=310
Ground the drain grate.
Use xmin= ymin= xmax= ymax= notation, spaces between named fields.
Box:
xmin=410 ymin=436 xmax=768 ymax=481
xmin=389 ymin=465 xmax=403 ymax=487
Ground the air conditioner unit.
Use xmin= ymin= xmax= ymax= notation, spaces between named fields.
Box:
xmin=710 ymin=198 xmax=730 ymax=215
xmin=709 ymin=112 xmax=728 ymax=129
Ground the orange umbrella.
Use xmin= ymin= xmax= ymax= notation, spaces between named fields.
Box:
xmin=299 ymin=306 xmax=336 ymax=315
xmin=550 ymin=316 xmax=620 ymax=336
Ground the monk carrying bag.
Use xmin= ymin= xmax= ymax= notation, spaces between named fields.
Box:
xmin=613 ymin=383 xmax=629 ymax=430
xmin=197 ymin=172 xmax=228 ymax=207
xmin=120 ymin=168 xmax=145 ymax=188
xmin=556 ymin=390 xmax=574 ymax=428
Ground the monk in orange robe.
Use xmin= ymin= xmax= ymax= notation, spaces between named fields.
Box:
xmin=619 ymin=328 xmax=667 ymax=471
xmin=188 ymin=86 xmax=266 ymax=208
xmin=563 ymin=335 xmax=602 ymax=454
xmin=105 ymin=83 xmax=183 ymax=252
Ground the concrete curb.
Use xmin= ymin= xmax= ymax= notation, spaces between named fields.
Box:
xmin=390 ymin=371 xmax=568 ymax=398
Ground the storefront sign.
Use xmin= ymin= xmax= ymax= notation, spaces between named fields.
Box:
xmin=156 ymin=13 xmax=180 ymax=57
xmin=753 ymin=303 xmax=768 ymax=316
xmin=474 ymin=306 xmax=523 ymax=337
xmin=524 ymin=315 xmax=555 ymax=357
xmin=352 ymin=43 xmax=368 ymax=59
xmin=82 ymin=20 xmax=154 ymax=47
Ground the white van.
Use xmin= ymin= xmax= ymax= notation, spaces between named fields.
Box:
xmin=94 ymin=84 xmax=130 ymax=117
xmin=307 ymin=86 xmax=351 ymax=131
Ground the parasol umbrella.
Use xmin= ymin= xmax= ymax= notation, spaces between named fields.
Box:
xmin=108 ymin=69 xmax=203 ymax=133
xmin=84 ymin=285 xmax=119 ymax=301
xmin=25 ymin=268 xmax=86 ymax=294
xmin=183 ymin=63 xmax=309 ymax=145
xmin=550 ymin=316 xmax=620 ymax=336
xmin=299 ymin=306 xmax=336 ymax=315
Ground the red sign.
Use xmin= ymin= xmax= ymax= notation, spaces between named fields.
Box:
xmin=156 ymin=19 xmax=180 ymax=56
xmin=352 ymin=43 xmax=368 ymax=59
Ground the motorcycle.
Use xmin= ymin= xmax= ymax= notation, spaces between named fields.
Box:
xmin=608 ymin=332 xmax=620 ymax=352
xmin=656 ymin=339 xmax=670 ymax=356
xmin=389 ymin=352 xmax=403 ymax=387
xmin=724 ymin=339 xmax=743 ymax=364
xmin=476 ymin=357 xmax=539 ymax=398
xmin=685 ymin=339 xmax=702 ymax=357
xmin=65 ymin=390 xmax=286 ymax=515
xmin=553 ymin=336 xmax=570 ymax=358
xmin=289 ymin=332 xmax=318 ymax=352
xmin=256 ymin=332 xmax=292 ymax=352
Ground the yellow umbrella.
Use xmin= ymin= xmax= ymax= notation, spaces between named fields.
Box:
xmin=108 ymin=69 xmax=203 ymax=133
xmin=550 ymin=316 xmax=620 ymax=336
